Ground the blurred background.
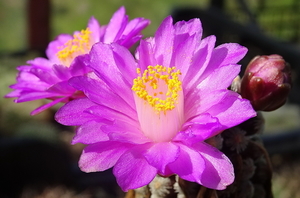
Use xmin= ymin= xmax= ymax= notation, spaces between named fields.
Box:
xmin=0 ymin=0 xmax=300 ymax=197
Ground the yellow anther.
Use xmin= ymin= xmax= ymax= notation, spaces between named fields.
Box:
xmin=56 ymin=28 xmax=92 ymax=66
xmin=132 ymin=65 xmax=182 ymax=113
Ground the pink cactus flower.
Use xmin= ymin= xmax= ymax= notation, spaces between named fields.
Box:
xmin=5 ymin=6 xmax=150 ymax=115
xmin=55 ymin=16 xmax=256 ymax=191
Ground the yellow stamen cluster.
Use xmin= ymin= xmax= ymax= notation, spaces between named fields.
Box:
xmin=132 ymin=65 xmax=182 ymax=113
xmin=56 ymin=28 xmax=92 ymax=66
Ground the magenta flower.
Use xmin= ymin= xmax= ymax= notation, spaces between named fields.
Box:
xmin=5 ymin=6 xmax=150 ymax=115
xmin=55 ymin=16 xmax=256 ymax=191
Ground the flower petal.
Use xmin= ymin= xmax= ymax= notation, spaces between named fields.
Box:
xmin=79 ymin=141 xmax=132 ymax=172
xmin=199 ymin=43 xmax=247 ymax=83
xmin=72 ymin=120 xmax=110 ymax=144
xmin=172 ymin=19 xmax=203 ymax=76
xmin=184 ymin=89 xmax=228 ymax=120
xmin=183 ymin=35 xmax=216 ymax=91
xmin=8 ymin=70 xmax=49 ymax=93
xmin=31 ymin=96 xmax=68 ymax=115
xmin=170 ymin=33 xmax=198 ymax=79
xmin=27 ymin=57 xmax=53 ymax=70
xmin=210 ymin=43 xmax=248 ymax=67
xmin=168 ymin=143 xmax=234 ymax=190
xmin=191 ymin=142 xmax=234 ymax=190
xmin=46 ymin=34 xmax=73 ymax=63
xmin=88 ymin=16 xmax=101 ymax=43
xmin=69 ymin=55 xmax=92 ymax=76
xmin=55 ymin=98 xmax=98 ymax=126
xmin=85 ymin=104 xmax=138 ymax=125
xmin=47 ymin=80 xmax=75 ymax=94
xmin=113 ymin=145 xmax=157 ymax=191
xmin=52 ymin=64 xmax=73 ymax=80
xmin=103 ymin=6 xmax=127 ymax=43
xmin=110 ymin=43 xmax=138 ymax=83
xmin=185 ymin=89 xmax=256 ymax=129
xmin=167 ymin=144 xmax=205 ymax=182
xmin=144 ymin=142 xmax=179 ymax=175
xmin=136 ymin=38 xmax=156 ymax=71
xmin=67 ymin=103 xmax=142 ymax=144
xmin=175 ymin=113 xmax=222 ymax=144
xmin=14 ymin=91 xmax=61 ymax=102
xmin=21 ymin=66 xmax=59 ymax=84
xmin=69 ymin=75 xmax=137 ymax=117
xmin=153 ymin=16 xmax=174 ymax=67
xmin=206 ymin=91 xmax=256 ymax=128
xmin=198 ymin=64 xmax=241 ymax=91
xmin=87 ymin=42 xmax=136 ymax=106
xmin=102 ymin=120 xmax=150 ymax=144
xmin=174 ymin=18 xmax=202 ymax=40
xmin=119 ymin=17 xmax=150 ymax=48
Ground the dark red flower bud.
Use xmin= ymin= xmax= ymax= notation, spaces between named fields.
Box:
xmin=240 ymin=55 xmax=292 ymax=111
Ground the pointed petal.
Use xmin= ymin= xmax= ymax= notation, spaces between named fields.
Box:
xmin=4 ymin=89 xmax=22 ymax=98
xmin=31 ymin=97 xmax=68 ymax=115
xmin=103 ymin=6 xmax=127 ymax=43
xmin=136 ymin=38 xmax=156 ymax=71
xmin=118 ymin=17 xmax=150 ymax=48
xmin=174 ymin=18 xmax=202 ymax=40
xmin=15 ymin=91 xmax=61 ymax=102
xmin=88 ymin=16 xmax=101 ymax=43
xmin=153 ymin=16 xmax=174 ymax=66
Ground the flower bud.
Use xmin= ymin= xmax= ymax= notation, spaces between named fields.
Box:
xmin=240 ymin=55 xmax=292 ymax=111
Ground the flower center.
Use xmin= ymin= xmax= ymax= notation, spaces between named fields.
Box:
xmin=132 ymin=65 xmax=184 ymax=142
xmin=56 ymin=28 xmax=93 ymax=66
